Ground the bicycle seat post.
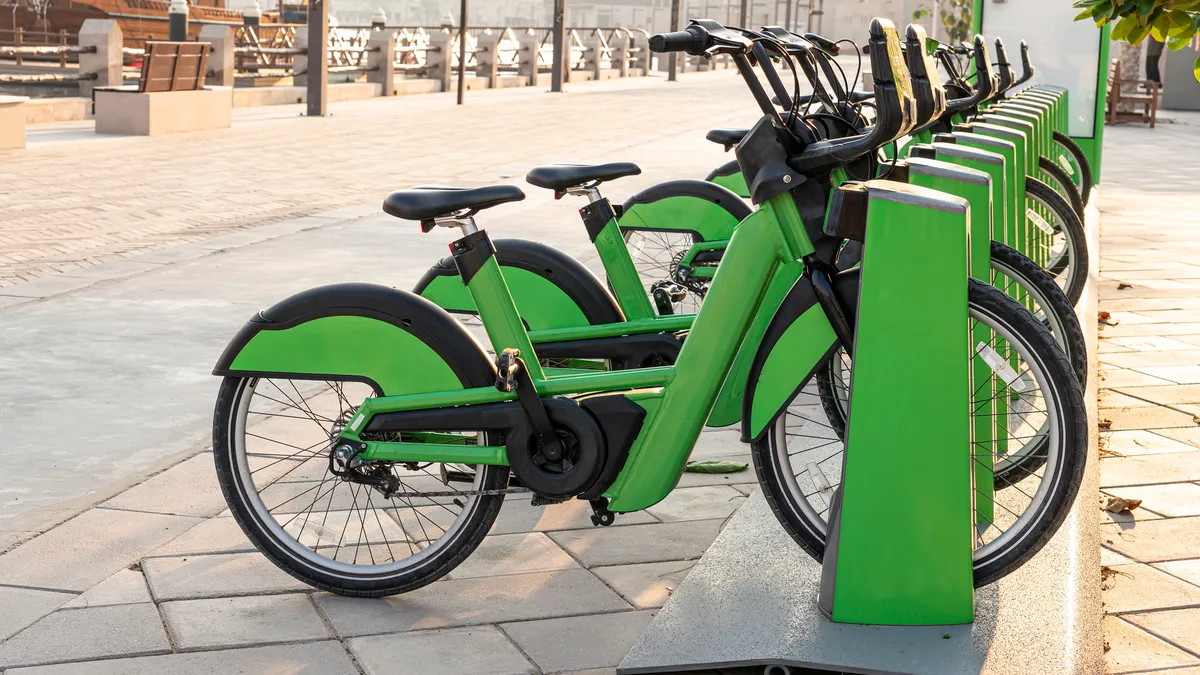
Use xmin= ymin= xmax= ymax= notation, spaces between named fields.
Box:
xmin=430 ymin=211 xmax=479 ymax=237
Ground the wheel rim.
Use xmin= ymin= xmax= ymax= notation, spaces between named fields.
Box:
xmin=771 ymin=301 xmax=1063 ymax=563
xmin=229 ymin=377 xmax=491 ymax=578
xmin=623 ymin=230 xmax=706 ymax=315
xmin=1030 ymin=190 xmax=1080 ymax=294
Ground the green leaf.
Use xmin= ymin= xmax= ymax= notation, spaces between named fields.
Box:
xmin=1129 ymin=21 xmax=1153 ymax=42
xmin=1076 ymin=7 xmax=1097 ymax=19
xmin=1151 ymin=13 xmax=1171 ymax=38
xmin=1168 ymin=34 xmax=1195 ymax=49
xmin=684 ymin=460 xmax=749 ymax=474
xmin=1114 ymin=13 xmax=1141 ymax=38
xmin=1074 ymin=0 xmax=1108 ymax=7
xmin=1136 ymin=0 xmax=1156 ymax=16
xmin=1092 ymin=0 xmax=1115 ymax=20
xmin=1194 ymin=54 xmax=1200 ymax=82
xmin=1167 ymin=9 xmax=1196 ymax=36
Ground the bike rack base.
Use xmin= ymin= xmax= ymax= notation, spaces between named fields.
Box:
xmin=617 ymin=194 xmax=1102 ymax=675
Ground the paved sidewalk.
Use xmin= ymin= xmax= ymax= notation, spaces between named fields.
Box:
xmin=0 ymin=73 xmax=744 ymax=288
xmin=0 ymin=70 xmax=761 ymax=674
xmin=1098 ymin=111 xmax=1200 ymax=674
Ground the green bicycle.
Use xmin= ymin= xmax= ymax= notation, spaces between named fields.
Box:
xmin=211 ymin=18 xmax=1087 ymax=597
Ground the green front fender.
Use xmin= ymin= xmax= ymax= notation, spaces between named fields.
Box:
xmin=738 ymin=272 xmax=850 ymax=442
xmin=214 ymin=283 xmax=496 ymax=396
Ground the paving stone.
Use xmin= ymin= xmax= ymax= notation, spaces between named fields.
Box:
xmin=1102 ymin=452 xmax=1200 ymax=487
xmin=347 ymin=626 xmax=535 ymax=675
xmin=1114 ymin=384 xmax=1200 ymax=406
xmin=1100 ymin=350 xmax=1200 ymax=369
xmin=644 ymin=486 xmax=746 ymax=523
xmin=0 ymin=588 xmax=73 ymax=642
xmin=1154 ymin=558 xmax=1200 ymax=588
xmin=0 ymin=603 xmax=169 ymax=669
xmin=1100 ymin=406 xmax=1200 ymax=431
xmin=1104 ymin=429 xmax=1200 ymax=456
xmin=161 ymin=594 xmax=330 ymax=650
xmin=548 ymin=520 xmax=724 ymax=568
xmin=488 ymin=499 xmax=657 ymax=535
xmin=1125 ymin=608 xmax=1200 ymax=656
xmin=1136 ymin=366 xmax=1200 ymax=384
xmin=1100 ymin=390 xmax=1160 ymax=408
xmin=1105 ymin=336 xmax=1200 ymax=352
xmin=314 ymin=569 xmax=630 ymax=637
xmin=147 ymin=515 xmax=255 ymax=557
xmin=61 ymin=569 xmax=151 ymax=609
xmin=1104 ymin=615 xmax=1200 ymax=674
xmin=591 ymin=561 xmax=696 ymax=609
xmin=1102 ymin=547 xmax=1136 ymax=566
xmin=99 ymin=454 xmax=227 ymax=518
xmin=1102 ymin=563 xmax=1200 ymax=614
xmin=686 ymin=429 xmax=746 ymax=461
xmin=1098 ymin=367 xmax=1178 ymax=387
xmin=502 ymin=610 xmax=656 ymax=673
xmin=1150 ymin=426 xmax=1200 ymax=448
xmin=450 ymin=533 xmax=580 ymax=579
xmin=142 ymin=551 xmax=308 ymax=600
xmin=3 ymin=641 xmax=359 ymax=674
xmin=1105 ymin=483 xmax=1200 ymax=517
xmin=0 ymin=508 xmax=200 ymax=592
xmin=1103 ymin=517 xmax=1200 ymax=563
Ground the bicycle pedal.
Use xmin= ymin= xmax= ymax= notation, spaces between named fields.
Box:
xmin=495 ymin=348 xmax=521 ymax=392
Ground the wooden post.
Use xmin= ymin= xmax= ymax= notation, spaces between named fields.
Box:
xmin=550 ymin=0 xmax=565 ymax=92
xmin=667 ymin=0 xmax=679 ymax=81
xmin=457 ymin=0 xmax=467 ymax=104
xmin=306 ymin=0 xmax=329 ymax=116
xmin=739 ymin=0 xmax=748 ymax=27
xmin=59 ymin=30 xmax=67 ymax=68
xmin=15 ymin=28 xmax=22 ymax=67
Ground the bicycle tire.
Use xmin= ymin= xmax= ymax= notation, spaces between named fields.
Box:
xmin=1027 ymin=177 xmax=1089 ymax=306
xmin=1053 ymin=130 xmax=1093 ymax=206
xmin=1038 ymin=156 xmax=1085 ymax=221
xmin=759 ymin=279 xmax=1088 ymax=588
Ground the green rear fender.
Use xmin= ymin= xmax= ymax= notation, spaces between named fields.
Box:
xmin=618 ymin=179 xmax=750 ymax=242
xmin=704 ymin=159 xmax=750 ymax=199
xmin=414 ymin=238 xmax=623 ymax=331
xmin=213 ymin=283 xmax=496 ymax=396
xmin=740 ymin=270 xmax=858 ymax=442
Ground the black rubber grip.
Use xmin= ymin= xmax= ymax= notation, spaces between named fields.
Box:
xmin=649 ymin=26 xmax=705 ymax=54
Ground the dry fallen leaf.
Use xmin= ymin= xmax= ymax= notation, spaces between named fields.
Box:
xmin=1117 ymin=282 xmax=1133 ymax=290
xmin=1099 ymin=311 xmax=1111 ymax=321
xmin=1099 ymin=418 xmax=1113 ymax=430
xmin=1104 ymin=496 xmax=1142 ymax=513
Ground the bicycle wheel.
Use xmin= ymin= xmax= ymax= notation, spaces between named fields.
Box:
xmin=817 ymin=240 xmax=1087 ymax=434
xmin=622 ymin=229 xmax=707 ymax=315
xmin=1027 ymin=177 xmax=1088 ymax=306
xmin=1038 ymin=156 xmax=1085 ymax=221
xmin=214 ymin=376 xmax=508 ymax=597
xmin=1053 ymin=130 xmax=1093 ymax=206
xmin=758 ymin=279 xmax=1087 ymax=587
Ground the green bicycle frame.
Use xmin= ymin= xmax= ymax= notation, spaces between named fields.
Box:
xmin=337 ymin=191 xmax=830 ymax=513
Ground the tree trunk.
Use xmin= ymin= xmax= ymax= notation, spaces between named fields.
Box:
xmin=1117 ymin=40 xmax=1143 ymax=114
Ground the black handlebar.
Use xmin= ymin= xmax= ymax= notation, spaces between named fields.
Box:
xmin=943 ymin=34 xmax=993 ymax=114
xmin=648 ymin=25 xmax=708 ymax=55
xmin=1014 ymin=40 xmax=1035 ymax=86
xmin=993 ymin=38 xmax=1015 ymax=94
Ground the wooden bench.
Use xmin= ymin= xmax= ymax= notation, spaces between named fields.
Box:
xmin=1106 ymin=57 xmax=1159 ymax=128
xmin=93 ymin=41 xmax=232 ymax=136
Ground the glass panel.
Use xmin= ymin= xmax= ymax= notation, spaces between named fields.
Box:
xmin=982 ymin=0 xmax=1103 ymax=137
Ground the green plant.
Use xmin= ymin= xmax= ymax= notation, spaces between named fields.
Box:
xmin=912 ymin=0 xmax=975 ymax=44
xmin=1074 ymin=0 xmax=1200 ymax=80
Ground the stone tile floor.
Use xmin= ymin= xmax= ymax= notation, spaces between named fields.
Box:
xmin=0 ymin=428 xmax=754 ymax=674
xmin=1098 ymin=111 xmax=1200 ymax=674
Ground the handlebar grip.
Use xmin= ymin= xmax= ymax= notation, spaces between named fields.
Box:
xmin=649 ymin=26 xmax=707 ymax=55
